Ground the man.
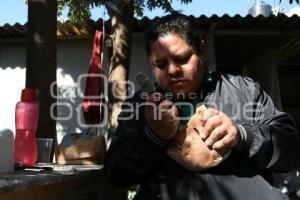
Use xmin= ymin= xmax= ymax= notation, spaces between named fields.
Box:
xmin=104 ymin=13 xmax=300 ymax=199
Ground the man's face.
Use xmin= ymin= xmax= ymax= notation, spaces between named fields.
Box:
xmin=150 ymin=33 xmax=205 ymax=98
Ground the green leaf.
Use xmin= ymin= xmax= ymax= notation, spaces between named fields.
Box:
xmin=280 ymin=0 xmax=300 ymax=3
xmin=58 ymin=0 xmax=194 ymax=20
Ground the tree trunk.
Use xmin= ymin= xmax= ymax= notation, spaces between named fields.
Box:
xmin=26 ymin=0 xmax=57 ymax=141
xmin=107 ymin=0 xmax=133 ymax=138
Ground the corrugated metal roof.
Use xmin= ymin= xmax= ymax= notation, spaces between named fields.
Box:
xmin=135 ymin=14 xmax=300 ymax=33
xmin=0 ymin=19 xmax=103 ymax=39
xmin=1 ymin=14 xmax=300 ymax=39
xmin=0 ymin=23 xmax=26 ymax=38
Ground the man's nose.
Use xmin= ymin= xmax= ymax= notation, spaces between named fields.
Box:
xmin=167 ymin=62 xmax=181 ymax=76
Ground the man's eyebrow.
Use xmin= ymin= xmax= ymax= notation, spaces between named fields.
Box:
xmin=152 ymin=58 xmax=166 ymax=63
xmin=173 ymin=50 xmax=193 ymax=58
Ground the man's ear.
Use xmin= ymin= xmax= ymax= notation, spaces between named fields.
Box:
xmin=200 ymin=39 xmax=208 ymax=62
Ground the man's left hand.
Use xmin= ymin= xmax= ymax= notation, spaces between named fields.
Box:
xmin=194 ymin=107 xmax=239 ymax=151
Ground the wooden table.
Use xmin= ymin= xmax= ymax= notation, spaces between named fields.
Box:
xmin=0 ymin=165 xmax=106 ymax=200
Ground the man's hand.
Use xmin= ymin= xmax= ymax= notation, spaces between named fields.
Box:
xmin=166 ymin=105 xmax=230 ymax=171
xmin=192 ymin=106 xmax=239 ymax=152
xmin=144 ymin=93 xmax=180 ymax=140
xmin=167 ymin=126 xmax=227 ymax=171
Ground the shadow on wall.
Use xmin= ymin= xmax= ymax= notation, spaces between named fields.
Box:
xmin=56 ymin=38 xmax=96 ymax=143
xmin=0 ymin=42 xmax=27 ymax=70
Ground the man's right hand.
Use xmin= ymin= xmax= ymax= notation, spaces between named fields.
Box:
xmin=144 ymin=93 xmax=180 ymax=140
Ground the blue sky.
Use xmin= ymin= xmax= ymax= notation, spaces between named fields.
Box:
xmin=1 ymin=0 xmax=299 ymax=25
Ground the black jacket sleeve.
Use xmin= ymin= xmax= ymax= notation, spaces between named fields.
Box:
xmin=237 ymin=76 xmax=300 ymax=172
xmin=104 ymin=93 xmax=168 ymax=187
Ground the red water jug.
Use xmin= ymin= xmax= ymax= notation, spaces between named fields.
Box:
xmin=15 ymin=88 xmax=39 ymax=166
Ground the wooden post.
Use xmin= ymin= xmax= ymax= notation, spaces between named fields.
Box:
xmin=26 ymin=0 xmax=57 ymax=143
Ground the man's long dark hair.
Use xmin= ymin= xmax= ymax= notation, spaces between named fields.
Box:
xmin=145 ymin=13 xmax=203 ymax=56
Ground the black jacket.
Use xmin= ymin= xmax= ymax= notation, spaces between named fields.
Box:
xmin=104 ymin=73 xmax=300 ymax=200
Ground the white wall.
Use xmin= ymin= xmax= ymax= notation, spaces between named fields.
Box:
xmin=0 ymin=34 xmax=150 ymax=142
xmin=128 ymin=33 xmax=154 ymax=86
xmin=0 ymin=38 xmax=95 ymax=141
xmin=0 ymin=41 xmax=26 ymax=133
xmin=56 ymin=38 xmax=96 ymax=142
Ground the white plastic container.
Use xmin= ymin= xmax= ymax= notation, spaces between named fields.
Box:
xmin=0 ymin=129 xmax=14 ymax=174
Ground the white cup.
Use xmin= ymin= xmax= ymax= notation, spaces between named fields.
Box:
xmin=0 ymin=129 xmax=14 ymax=174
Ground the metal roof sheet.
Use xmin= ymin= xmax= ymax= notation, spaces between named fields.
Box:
xmin=1 ymin=14 xmax=300 ymax=39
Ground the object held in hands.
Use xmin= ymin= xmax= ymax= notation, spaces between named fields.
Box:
xmin=167 ymin=105 xmax=230 ymax=171
xmin=136 ymin=73 xmax=191 ymax=131
xmin=136 ymin=73 xmax=155 ymax=94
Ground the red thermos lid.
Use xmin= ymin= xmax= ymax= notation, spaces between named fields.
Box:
xmin=21 ymin=88 xmax=36 ymax=102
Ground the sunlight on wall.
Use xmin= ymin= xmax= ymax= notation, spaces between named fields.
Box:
xmin=0 ymin=67 xmax=25 ymax=134
xmin=56 ymin=67 xmax=79 ymax=143
xmin=56 ymin=68 xmax=77 ymax=102
xmin=56 ymin=67 xmax=88 ymax=143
